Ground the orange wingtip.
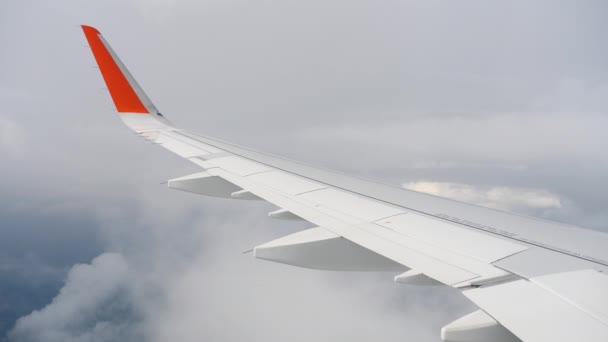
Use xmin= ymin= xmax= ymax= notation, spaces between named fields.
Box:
xmin=81 ymin=25 xmax=149 ymax=114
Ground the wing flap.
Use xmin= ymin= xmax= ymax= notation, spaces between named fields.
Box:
xmin=297 ymin=188 xmax=405 ymax=222
xmin=532 ymin=269 xmax=608 ymax=324
xmin=156 ymin=133 xmax=211 ymax=158
xmin=464 ymin=272 xmax=608 ymax=342
xmin=212 ymin=167 xmax=491 ymax=285
xmin=375 ymin=213 xmax=527 ymax=263
xmin=246 ymin=170 xmax=327 ymax=195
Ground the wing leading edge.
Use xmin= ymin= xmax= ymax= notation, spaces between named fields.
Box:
xmin=81 ymin=25 xmax=608 ymax=342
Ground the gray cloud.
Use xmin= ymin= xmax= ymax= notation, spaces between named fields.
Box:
xmin=290 ymin=112 xmax=608 ymax=165
xmin=2 ymin=0 xmax=608 ymax=341
xmin=0 ymin=117 xmax=24 ymax=156
xmin=9 ymin=253 xmax=145 ymax=342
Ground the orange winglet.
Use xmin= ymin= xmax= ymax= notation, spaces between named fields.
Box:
xmin=82 ymin=25 xmax=149 ymax=113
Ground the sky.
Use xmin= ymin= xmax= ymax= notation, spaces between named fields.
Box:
xmin=1 ymin=0 xmax=608 ymax=341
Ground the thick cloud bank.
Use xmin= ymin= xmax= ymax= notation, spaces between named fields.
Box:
xmin=8 ymin=211 xmax=472 ymax=342
xmin=9 ymin=254 xmax=144 ymax=342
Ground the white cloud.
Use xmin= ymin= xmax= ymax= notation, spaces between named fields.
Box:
xmin=8 ymin=207 xmax=472 ymax=342
xmin=8 ymin=253 xmax=145 ymax=342
xmin=403 ymin=181 xmax=562 ymax=213
xmin=148 ymin=223 xmax=468 ymax=342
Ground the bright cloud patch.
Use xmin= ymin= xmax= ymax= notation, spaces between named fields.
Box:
xmin=402 ymin=181 xmax=562 ymax=212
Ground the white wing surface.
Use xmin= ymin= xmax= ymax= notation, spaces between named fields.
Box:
xmin=81 ymin=25 xmax=608 ymax=342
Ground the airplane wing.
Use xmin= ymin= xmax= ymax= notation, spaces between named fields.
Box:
xmin=81 ymin=25 xmax=608 ymax=342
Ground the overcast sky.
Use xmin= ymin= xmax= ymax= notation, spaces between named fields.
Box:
xmin=1 ymin=0 xmax=608 ymax=341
